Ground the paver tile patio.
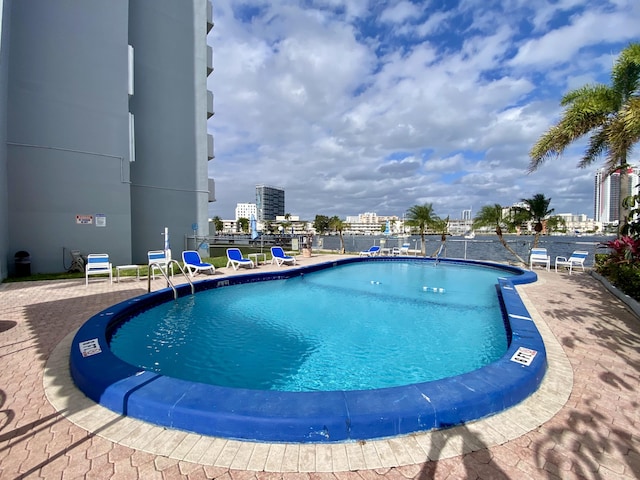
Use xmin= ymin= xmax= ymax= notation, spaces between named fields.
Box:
xmin=1 ymin=255 xmax=639 ymax=478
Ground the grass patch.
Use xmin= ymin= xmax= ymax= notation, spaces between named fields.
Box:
xmin=4 ymin=256 xmax=235 ymax=283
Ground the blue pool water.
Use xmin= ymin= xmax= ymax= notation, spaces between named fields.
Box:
xmin=110 ymin=261 xmax=512 ymax=392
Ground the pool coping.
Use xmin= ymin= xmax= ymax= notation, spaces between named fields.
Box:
xmin=66 ymin=257 xmax=549 ymax=445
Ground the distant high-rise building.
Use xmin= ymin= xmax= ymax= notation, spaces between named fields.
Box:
xmin=594 ymin=166 xmax=640 ymax=224
xmin=255 ymin=185 xmax=285 ymax=221
xmin=235 ymin=203 xmax=257 ymax=221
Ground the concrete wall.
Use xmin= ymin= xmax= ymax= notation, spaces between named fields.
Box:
xmin=5 ymin=1 xmax=131 ymax=274
xmin=0 ymin=0 xmax=11 ymax=279
xmin=129 ymin=0 xmax=210 ymax=263
xmin=0 ymin=0 xmax=211 ymax=278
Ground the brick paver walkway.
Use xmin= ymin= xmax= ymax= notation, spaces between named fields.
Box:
xmin=0 ymin=257 xmax=639 ymax=479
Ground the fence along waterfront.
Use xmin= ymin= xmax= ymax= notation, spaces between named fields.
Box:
xmin=317 ymin=234 xmax=608 ymax=267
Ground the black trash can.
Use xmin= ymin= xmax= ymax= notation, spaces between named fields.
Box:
xmin=14 ymin=251 xmax=31 ymax=277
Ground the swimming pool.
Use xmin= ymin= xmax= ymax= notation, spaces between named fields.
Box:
xmin=70 ymin=257 xmax=546 ymax=443
xmin=109 ymin=261 xmax=511 ymax=391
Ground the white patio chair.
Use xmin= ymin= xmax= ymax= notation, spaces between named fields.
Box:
xmin=555 ymin=250 xmax=588 ymax=274
xmin=85 ymin=253 xmax=113 ymax=285
xmin=529 ymin=248 xmax=550 ymax=271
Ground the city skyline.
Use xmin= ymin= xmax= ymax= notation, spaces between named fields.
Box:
xmin=223 ymin=183 xmax=606 ymax=223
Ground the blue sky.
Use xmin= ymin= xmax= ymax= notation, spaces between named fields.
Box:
xmin=207 ymin=0 xmax=640 ymax=221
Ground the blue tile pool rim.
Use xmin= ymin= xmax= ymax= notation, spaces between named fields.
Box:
xmin=69 ymin=257 xmax=546 ymax=443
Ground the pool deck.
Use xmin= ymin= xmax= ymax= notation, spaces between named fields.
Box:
xmin=1 ymin=254 xmax=639 ymax=479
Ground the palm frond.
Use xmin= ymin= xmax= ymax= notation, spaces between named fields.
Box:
xmin=529 ymin=85 xmax=615 ymax=172
xmin=622 ymin=97 xmax=640 ymax=143
xmin=612 ymin=43 xmax=640 ymax=99
xmin=580 ymin=127 xmax=608 ymax=168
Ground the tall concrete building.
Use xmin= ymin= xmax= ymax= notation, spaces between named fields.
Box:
xmin=0 ymin=0 xmax=215 ymax=278
xmin=255 ymin=185 xmax=285 ymax=221
xmin=594 ymin=167 xmax=640 ymax=225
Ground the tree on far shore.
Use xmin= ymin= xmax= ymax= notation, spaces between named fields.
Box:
xmin=329 ymin=216 xmax=348 ymax=254
xmin=473 ymin=204 xmax=527 ymax=265
xmin=237 ymin=217 xmax=249 ymax=233
xmin=519 ymin=193 xmax=555 ymax=248
xmin=405 ymin=203 xmax=440 ymax=257
xmin=313 ymin=215 xmax=331 ymax=234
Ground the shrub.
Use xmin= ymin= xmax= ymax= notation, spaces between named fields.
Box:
xmin=596 ymin=236 xmax=640 ymax=301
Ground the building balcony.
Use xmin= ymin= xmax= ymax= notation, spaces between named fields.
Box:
xmin=208 ymin=178 xmax=216 ymax=202
xmin=207 ymin=2 xmax=214 ymax=33
xmin=207 ymin=46 xmax=213 ymax=76
xmin=208 ymin=134 xmax=214 ymax=160
xmin=207 ymin=91 xmax=214 ymax=118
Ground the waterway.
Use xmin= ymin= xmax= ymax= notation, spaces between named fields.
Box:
xmin=317 ymin=234 xmax=612 ymax=267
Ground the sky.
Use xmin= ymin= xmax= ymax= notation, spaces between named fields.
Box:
xmin=206 ymin=0 xmax=640 ymax=222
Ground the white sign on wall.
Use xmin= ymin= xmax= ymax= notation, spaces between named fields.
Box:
xmin=76 ymin=214 xmax=93 ymax=225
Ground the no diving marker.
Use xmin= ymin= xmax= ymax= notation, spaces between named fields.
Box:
xmin=510 ymin=347 xmax=537 ymax=366
xmin=79 ymin=338 xmax=102 ymax=357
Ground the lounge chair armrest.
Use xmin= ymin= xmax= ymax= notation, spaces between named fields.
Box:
xmin=555 ymin=256 xmax=568 ymax=262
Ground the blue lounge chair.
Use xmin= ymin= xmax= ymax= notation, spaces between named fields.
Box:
xmin=226 ymin=248 xmax=255 ymax=270
xmin=271 ymin=246 xmax=296 ymax=266
xmin=555 ymin=250 xmax=588 ymax=274
xmin=182 ymin=250 xmax=215 ymax=277
xmin=359 ymin=246 xmax=380 ymax=257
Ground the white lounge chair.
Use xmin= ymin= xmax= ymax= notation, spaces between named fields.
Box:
xmin=271 ymin=246 xmax=296 ymax=266
xmin=555 ymin=250 xmax=588 ymax=274
xmin=359 ymin=246 xmax=380 ymax=257
xmin=529 ymin=248 xmax=550 ymax=271
xmin=399 ymin=243 xmax=411 ymax=255
xmin=148 ymin=249 xmax=173 ymax=279
xmin=85 ymin=253 xmax=112 ymax=285
xmin=226 ymin=248 xmax=255 ymax=270
xmin=182 ymin=250 xmax=215 ymax=277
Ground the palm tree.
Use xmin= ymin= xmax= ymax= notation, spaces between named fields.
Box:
xmin=520 ymin=194 xmax=555 ymax=248
xmin=431 ymin=215 xmax=450 ymax=256
xmin=313 ymin=215 xmax=331 ymax=234
xmin=472 ymin=204 xmax=527 ymax=265
xmin=545 ymin=215 xmax=567 ymax=235
xmin=329 ymin=216 xmax=348 ymax=254
xmin=529 ymin=43 xmax=640 ymax=234
xmin=237 ymin=217 xmax=249 ymax=233
xmin=405 ymin=203 xmax=440 ymax=256
xmin=211 ymin=216 xmax=223 ymax=234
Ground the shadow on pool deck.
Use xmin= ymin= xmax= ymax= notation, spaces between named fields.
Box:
xmin=1 ymin=255 xmax=639 ymax=478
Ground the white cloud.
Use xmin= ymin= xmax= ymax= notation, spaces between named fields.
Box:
xmin=510 ymin=5 xmax=640 ymax=68
xmin=208 ymin=0 xmax=640 ymax=221
xmin=379 ymin=1 xmax=423 ymax=24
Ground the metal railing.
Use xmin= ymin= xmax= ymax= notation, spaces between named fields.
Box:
xmin=147 ymin=259 xmax=194 ymax=299
xmin=317 ymin=235 xmax=607 ymax=267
